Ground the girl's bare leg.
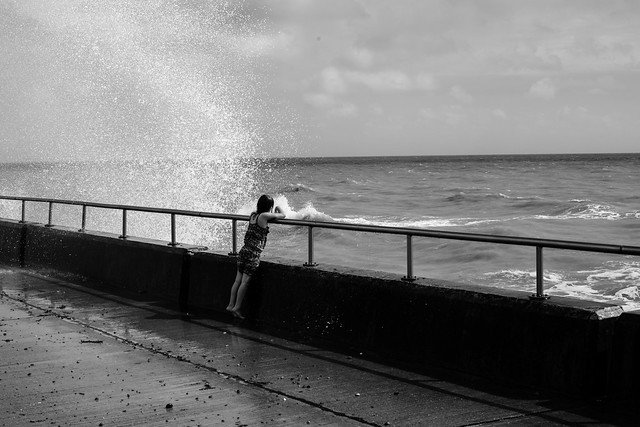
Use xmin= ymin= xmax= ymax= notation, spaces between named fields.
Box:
xmin=231 ymin=274 xmax=251 ymax=319
xmin=226 ymin=270 xmax=242 ymax=311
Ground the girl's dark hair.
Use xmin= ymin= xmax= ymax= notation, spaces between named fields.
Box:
xmin=256 ymin=194 xmax=274 ymax=214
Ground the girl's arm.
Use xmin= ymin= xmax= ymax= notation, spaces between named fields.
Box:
xmin=258 ymin=207 xmax=285 ymax=227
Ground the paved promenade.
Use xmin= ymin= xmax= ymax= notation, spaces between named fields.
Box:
xmin=0 ymin=266 xmax=633 ymax=426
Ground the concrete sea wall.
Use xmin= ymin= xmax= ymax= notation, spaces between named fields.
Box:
xmin=0 ymin=218 xmax=637 ymax=400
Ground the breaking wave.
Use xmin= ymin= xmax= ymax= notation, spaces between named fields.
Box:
xmin=280 ymin=183 xmax=316 ymax=193
xmin=484 ymin=261 xmax=640 ymax=311
xmin=537 ymin=202 xmax=626 ymax=221
xmin=237 ymin=195 xmax=333 ymax=222
xmin=333 ymin=215 xmax=502 ymax=229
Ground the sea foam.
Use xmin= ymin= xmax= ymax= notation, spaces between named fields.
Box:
xmin=333 ymin=215 xmax=501 ymax=229
xmin=536 ymin=202 xmax=623 ymax=221
xmin=484 ymin=261 xmax=640 ymax=311
xmin=281 ymin=183 xmax=316 ymax=193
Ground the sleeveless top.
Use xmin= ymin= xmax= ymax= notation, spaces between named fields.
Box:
xmin=243 ymin=213 xmax=269 ymax=252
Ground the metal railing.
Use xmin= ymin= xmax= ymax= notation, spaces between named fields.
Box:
xmin=2 ymin=195 xmax=640 ymax=300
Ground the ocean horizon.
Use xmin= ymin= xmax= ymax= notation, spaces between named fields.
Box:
xmin=1 ymin=151 xmax=638 ymax=165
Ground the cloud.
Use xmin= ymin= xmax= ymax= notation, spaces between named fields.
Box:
xmin=415 ymin=73 xmax=438 ymax=91
xmin=420 ymin=105 xmax=465 ymax=125
xmin=492 ymin=109 xmax=507 ymax=119
xmin=450 ymin=85 xmax=473 ymax=104
xmin=370 ymin=103 xmax=384 ymax=115
xmin=348 ymin=48 xmax=375 ymax=68
xmin=527 ymin=78 xmax=556 ymax=99
xmin=298 ymin=2 xmax=639 ymax=75
xmin=303 ymin=92 xmax=358 ymax=116
xmin=588 ymin=88 xmax=606 ymax=95
xmin=344 ymin=69 xmax=412 ymax=91
xmin=588 ymin=75 xmax=617 ymax=94
xmin=321 ymin=67 xmax=347 ymax=94
xmin=551 ymin=104 xmax=616 ymax=129
xmin=318 ymin=67 xmax=437 ymax=93
xmin=330 ymin=102 xmax=358 ymax=117
xmin=557 ymin=105 xmax=589 ymax=118
xmin=303 ymin=92 xmax=334 ymax=109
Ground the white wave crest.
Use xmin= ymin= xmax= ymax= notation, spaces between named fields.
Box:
xmin=239 ymin=196 xmax=506 ymax=228
xmin=581 ymin=262 xmax=640 ymax=283
xmin=484 ymin=261 xmax=640 ymax=311
xmin=281 ymin=183 xmax=316 ymax=193
xmin=484 ymin=269 xmax=565 ymax=286
xmin=615 ymin=286 xmax=640 ymax=300
xmin=547 ymin=282 xmax=609 ymax=300
xmin=535 ymin=203 xmax=622 ymax=221
xmin=237 ymin=195 xmax=333 ymax=222
xmin=498 ymin=193 xmax=541 ymax=201
xmin=333 ymin=215 xmax=503 ymax=229
xmin=273 ymin=195 xmax=333 ymax=221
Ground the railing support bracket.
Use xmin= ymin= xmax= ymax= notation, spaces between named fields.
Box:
xmin=19 ymin=200 xmax=26 ymax=223
xmin=119 ymin=209 xmax=128 ymax=239
xmin=45 ymin=202 xmax=53 ymax=227
xmin=78 ymin=205 xmax=87 ymax=232
xmin=529 ymin=246 xmax=550 ymax=300
xmin=304 ymin=225 xmax=318 ymax=267
xmin=168 ymin=213 xmax=178 ymax=246
xmin=228 ymin=219 xmax=238 ymax=256
xmin=402 ymin=235 xmax=416 ymax=281
xmin=529 ymin=294 xmax=550 ymax=301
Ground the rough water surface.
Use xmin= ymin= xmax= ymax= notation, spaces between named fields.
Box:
xmin=1 ymin=153 xmax=639 ymax=309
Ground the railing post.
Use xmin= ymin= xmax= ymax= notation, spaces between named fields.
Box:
xmin=530 ymin=246 xmax=550 ymax=300
xmin=228 ymin=219 xmax=238 ymax=256
xmin=20 ymin=200 xmax=26 ymax=223
xmin=119 ymin=209 xmax=128 ymax=239
xmin=303 ymin=225 xmax=318 ymax=267
xmin=168 ymin=213 xmax=177 ymax=246
xmin=79 ymin=205 xmax=87 ymax=232
xmin=45 ymin=202 xmax=53 ymax=227
xmin=402 ymin=234 xmax=416 ymax=281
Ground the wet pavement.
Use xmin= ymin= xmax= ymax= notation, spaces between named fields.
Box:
xmin=0 ymin=266 xmax=634 ymax=426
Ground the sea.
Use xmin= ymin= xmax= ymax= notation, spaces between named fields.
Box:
xmin=1 ymin=153 xmax=639 ymax=310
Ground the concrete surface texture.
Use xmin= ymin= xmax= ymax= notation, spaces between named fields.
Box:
xmin=0 ymin=266 xmax=634 ymax=426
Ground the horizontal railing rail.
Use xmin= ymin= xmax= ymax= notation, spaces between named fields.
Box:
xmin=2 ymin=195 xmax=639 ymax=300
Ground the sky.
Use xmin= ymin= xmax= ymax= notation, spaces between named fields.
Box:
xmin=1 ymin=0 xmax=640 ymax=160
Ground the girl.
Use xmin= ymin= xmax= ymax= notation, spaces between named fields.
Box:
xmin=226 ymin=194 xmax=285 ymax=319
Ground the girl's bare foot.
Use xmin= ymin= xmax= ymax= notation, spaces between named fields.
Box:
xmin=232 ymin=309 xmax=245 ymax=320
xmin=225 ymin=305 xmax=234 ymax=312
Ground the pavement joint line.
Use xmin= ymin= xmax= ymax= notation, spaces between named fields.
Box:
xmin=3 ymin=269 xmax=594 ymax=423
xmin=459 ymin=404 xmax=591 ymax=427
xmin=461 ymin=412 xmax=543 ymax=426
xmin=0 ymin=290 xmax=380 ymax=427
xmin=0 ymin=316 xmax=33 ymax=322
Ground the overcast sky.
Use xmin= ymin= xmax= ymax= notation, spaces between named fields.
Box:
xmin=1 ymin=0 xmax=639 ymax=160
xmin=255 ymin=0 xmax=640 ymax=157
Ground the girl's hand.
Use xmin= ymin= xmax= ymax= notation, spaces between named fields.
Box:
xmin=274 ymin=206 xmax=282 ymax=214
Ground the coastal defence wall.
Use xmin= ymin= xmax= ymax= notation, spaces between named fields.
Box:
xmin=0 ymin=218 xmax=637 ymax=400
